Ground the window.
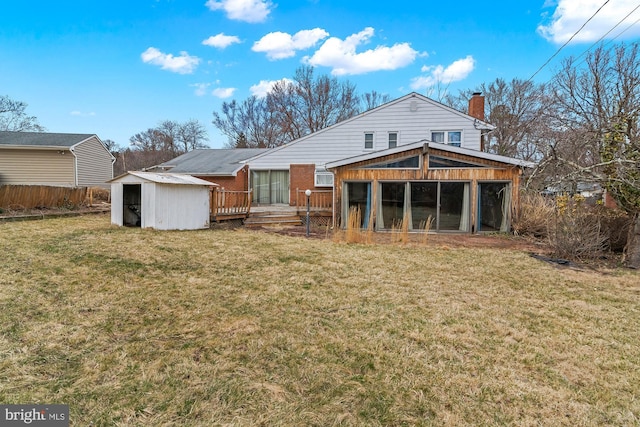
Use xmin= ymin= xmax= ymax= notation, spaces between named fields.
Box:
xmin=431 ymin=131 xmax=462 ymax=147
xmin=365 ymin=156 xmax=420 ymax=169
xmin=314 ymin=170 xmax=334 ymax=187
xmin=388 ymin=132 xmax=398 ymax=148
xmin=364 ymin=132 xmax=374 ymax=149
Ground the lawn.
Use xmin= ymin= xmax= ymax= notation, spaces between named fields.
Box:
xmin=0 ymin=214 xmax=638 ymax=426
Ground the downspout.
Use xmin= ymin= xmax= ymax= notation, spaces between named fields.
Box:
xmin=331 ymin=168 xmax=336 ymax=229
xmin=69 ymin=147 xmax=79 ymax=187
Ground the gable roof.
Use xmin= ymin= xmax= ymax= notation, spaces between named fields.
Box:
xmin=0 ymin=131 xmax=97 ymax=150
xmin=155 ymin=148 xmax=270 ymax=176
xmin=325 ymin=140 xmax=535 ymax=169
xmin=243 ymin=92 xmax=495 ymax=163
xmin=109 ymin=171 xmax=218 ymax=186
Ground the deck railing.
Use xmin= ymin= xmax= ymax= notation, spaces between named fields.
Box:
xmin=295 ymin=188 xmax=332 ymax=212
xmin=211 ymin=188 xmax=252 ymax=220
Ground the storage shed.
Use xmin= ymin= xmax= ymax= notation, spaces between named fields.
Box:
xmin=109 ymin=171 xmax=217 ymax=230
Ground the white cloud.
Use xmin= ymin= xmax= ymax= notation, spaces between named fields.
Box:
xmin=202 ymin=33 xmax=241 ymax=49
xmin=410 ymin=56 xmax=476 ymax=89
xmin=252 ymin=28 xmax=329 ymax=60
xmin=538 ymin=0 xmax=640 ymax=44
xmin=205 ymin=0 xmax=273 ymax=23
xmin=250 ymin=78 xmax=294 ymax=98
xmin=212 ymin=87 xmax=236 ymax=98
xmin=141 ymin=47 xmax=200 ymax=74
xmin=304 ymin=27 xmax=418 ymax=76
xmin=191 ymin=83 xmax=211 ymax=96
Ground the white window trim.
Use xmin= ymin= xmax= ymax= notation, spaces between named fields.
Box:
xmin=431 ymin=130 xmax=463 ymax=147
xmin=314 ymin=170 xmax=334 ymax=187
xmin=388 ymin=131 xmax=398 ymax=149
xmin=364 ymin=132 xmax=375 ymax=150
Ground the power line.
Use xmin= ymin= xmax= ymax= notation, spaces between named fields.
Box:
xmin=573 ymin=2 xmax=640 ymax=64
xmin=526 ymin=0 xmax=612 ymax=82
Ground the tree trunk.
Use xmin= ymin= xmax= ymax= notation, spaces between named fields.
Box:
xmin=623 ymin=212 xmax=640 ymax=269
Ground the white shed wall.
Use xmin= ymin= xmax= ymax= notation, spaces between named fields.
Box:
xmin=248 ymin=94 xmax=484 ymax=170
xmin=110 ymin=183 xmax=124 ymax=226
xmin=154 ymin=184 xmax=210 ymax=230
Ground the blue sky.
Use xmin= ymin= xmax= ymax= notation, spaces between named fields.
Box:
xmin=1 ymin=0 xmax=639 ymax=149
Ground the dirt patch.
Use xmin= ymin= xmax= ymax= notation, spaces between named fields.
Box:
xmin=249 ymin=224 xmax=551 ymax=252
xmin=0 ymin=203 xmax=111 ymax=222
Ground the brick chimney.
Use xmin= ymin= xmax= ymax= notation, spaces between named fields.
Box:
xmin=468 ymin=92 xmax=485 ymax=121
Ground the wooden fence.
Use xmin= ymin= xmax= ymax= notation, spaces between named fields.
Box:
xmin=211 ymin=188 xmax=252 ymax=221
xmin=0 ymin=185 xmax=88 ymax=209
xmin=295 ymin=188 xmax=333 ymax=212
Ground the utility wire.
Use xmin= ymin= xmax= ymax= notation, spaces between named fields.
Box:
xmin=526 ymin=0 xmax=612 ymax=82
xmin=572 ymin=2 xmax=640 ymax=64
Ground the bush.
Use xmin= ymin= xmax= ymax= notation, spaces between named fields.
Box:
xmin=514 ymin=191 xmax=631 ymax=261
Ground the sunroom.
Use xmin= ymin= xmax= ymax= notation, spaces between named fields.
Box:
xmin=325 ymin=141 xmax=534 ymax=233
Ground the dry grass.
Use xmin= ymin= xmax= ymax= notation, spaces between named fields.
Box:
xmin=1 ymin=214 xmax=639 ymax=426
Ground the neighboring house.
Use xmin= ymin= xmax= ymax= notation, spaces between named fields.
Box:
xmin=326 ymin=140 xmax=534 ymax=233
xmin=0 ymin=131 xmax=115 ymax=188
xmin=243 ymin=92 xmax=493 ymax=205
xmin=152 ymin=148 xmax=268 ymax=192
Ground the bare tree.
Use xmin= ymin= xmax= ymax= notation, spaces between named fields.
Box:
xmin=176 ymin=119 xmax=209 ymax=152
xmin=0 ymin=95 xmax=45 ymax=132
xmin=127 ymin=119 xmax=209 ymax=170
xmin=446 ymin=78 xmax=549 ymax=161
xmin=213 ymin=96 xmax=282 ymax=148
xmin=214 ymin=66 xmax=360 ymax=147
xmin=540 ymin=42 xmax=640 ymax=267
xmin=361 ymin=90 xmax=391 ymax=111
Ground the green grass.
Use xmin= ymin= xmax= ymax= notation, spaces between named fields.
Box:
xmin=1 ymin=214 xmax=639 ymax=426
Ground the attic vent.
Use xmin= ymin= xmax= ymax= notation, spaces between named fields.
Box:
xmin=410 ymin=101 xmax=418 ymax=112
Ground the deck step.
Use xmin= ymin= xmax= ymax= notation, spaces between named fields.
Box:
xmin=244 ymin=213 xmax=303 ymax=227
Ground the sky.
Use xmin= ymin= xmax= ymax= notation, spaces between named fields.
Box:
xmin=1 ymin=0 xmax=639 ymax=149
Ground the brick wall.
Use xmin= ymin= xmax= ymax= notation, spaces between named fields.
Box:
xmin=289 ymin=164 xmax=316 ymax=206
xmin=196 ymin=165 xmax=250 ymax=192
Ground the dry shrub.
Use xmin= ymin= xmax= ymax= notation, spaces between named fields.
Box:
xmin=391 ymin=211 xmax=410 ymax=245
xmin=87 ymin=187 xmax=111 ymax=203
xmin=340 ymin=206 xmax=372 ymax=244
xmin=419 ymin=215 xmax=434 ymax=245
xmin=515 ymin=191 xmax=631 ymax=260
xmin=550 ymin=195 xmax=609 ymax=260
xmin=513 ymin=191 xmax=554 ymax=238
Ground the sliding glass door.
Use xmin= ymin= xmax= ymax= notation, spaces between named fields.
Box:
xmin=379 ymin=181 xmax=470 ymax=232
xmin=251 ymin=170 xmax=289 ymax=204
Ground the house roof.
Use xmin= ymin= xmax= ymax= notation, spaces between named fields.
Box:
xmin=109 ymin=171 xmax=219 ymax=186
xmin=243 ymin=92 xmax=496 ymax=163
xmin=155 ymin=148 xmax=270 ymax=176
xmin=0 ymin=131 xmax=97 ymax=149
xmin=325 ymin=140 xmax=536 ymax=169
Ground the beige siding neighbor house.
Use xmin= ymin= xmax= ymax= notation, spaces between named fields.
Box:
xmin=0 ymin=131 xmax=115 ymax=188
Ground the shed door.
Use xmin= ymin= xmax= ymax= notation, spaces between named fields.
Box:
xmin=123 ymin=184 xmax=142 ymax=227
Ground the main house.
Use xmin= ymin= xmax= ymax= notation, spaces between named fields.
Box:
xmin=158 ymin=92 xmax=534 ymax=232
xmin=0 ymin=131 xmax=115 ymax=188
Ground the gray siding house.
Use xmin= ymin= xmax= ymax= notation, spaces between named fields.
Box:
xmin=0 ymin=131 xmax=115 ymax=188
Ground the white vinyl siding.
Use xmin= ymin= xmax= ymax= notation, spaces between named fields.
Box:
xmin=248 ymin=93 xmax=484 ymax=170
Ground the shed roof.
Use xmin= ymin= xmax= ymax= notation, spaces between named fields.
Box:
xmin=156 ymin=148 xmax=270 ymax=176
xmin=325 ymin=140 xmax=536 ymax=169
xmin=110 ymin=171 xmax=219 ymax=186
xmin=0 ymin=131 xmax=96 ymax=149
